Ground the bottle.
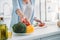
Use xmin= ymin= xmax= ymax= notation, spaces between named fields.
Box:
xmin=0 ymin=17 xmax=8 ymax=40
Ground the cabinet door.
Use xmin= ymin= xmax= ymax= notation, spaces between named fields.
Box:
xmin=41 ymin=34 xmax=60 ymax=40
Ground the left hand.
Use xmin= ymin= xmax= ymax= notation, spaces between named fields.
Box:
xmin=38 ymin=23 xmax=45 ymax=27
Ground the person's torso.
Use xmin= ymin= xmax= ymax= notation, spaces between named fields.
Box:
xmin=21 ymin=3 xmax=33 ymax=21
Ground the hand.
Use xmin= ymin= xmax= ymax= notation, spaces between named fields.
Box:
xmin=21 ymin=17 xmax=30 ymax=26
xmin=38 ymin=23 xmax=45 ymax=27
xmin=34 ymin=17 xmax=42 ymax=23
xmin=34 ymin=17 xmax=45 ymax=27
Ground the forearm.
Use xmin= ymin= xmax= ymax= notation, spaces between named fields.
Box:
xmin=16 ymin=9 xmax=24 ymax=19
xmin=16 ymin=9 xmax=31 ymax=26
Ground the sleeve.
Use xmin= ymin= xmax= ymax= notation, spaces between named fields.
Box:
xmin=30 ymin=5 xmax=34 ymax=24
xmin=10 ymin=0 xmax=20 ymax=27
xmin=17 ymin=0 xmax=21 ymax=9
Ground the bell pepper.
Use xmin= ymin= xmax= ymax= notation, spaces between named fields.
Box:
xmin=21 ymin=17 xmax=30 ymax=26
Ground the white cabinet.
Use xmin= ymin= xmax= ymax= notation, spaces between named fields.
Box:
xmin=41 ymin=34 xmax=60 ymax=40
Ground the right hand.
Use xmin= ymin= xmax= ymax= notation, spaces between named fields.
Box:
xmin=16 ymin=9 xmax=31 ymax=26
xmin=21 ymin=17 xmax=30 ymax=26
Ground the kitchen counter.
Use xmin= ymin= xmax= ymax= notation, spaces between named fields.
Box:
xmin=8 ymin=24 xmax=60 ymax=40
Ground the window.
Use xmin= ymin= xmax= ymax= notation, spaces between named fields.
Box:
xmin=34 ymin=0 xmax=59 ymax=23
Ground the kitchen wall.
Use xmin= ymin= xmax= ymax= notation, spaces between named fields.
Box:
xmin=0 ymin=0 xmax=13 ymax=28
xmin=58 ymin=0 xmax=60 ymax=20
xmin=34 ymin=0 xmax=59 ymax=22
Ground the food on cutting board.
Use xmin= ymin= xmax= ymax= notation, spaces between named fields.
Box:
xmin=57 ymin=20 xmax=60 ymax=27
xmin=34 ymin=17 xmax=45 ymax=27
xmin=38 ymin=23 xmax=45 ymax=27
xmin=14 ymin=9 xmax=34 ymax=33
xmin=12 ymin=22 xmax=34 ymax=33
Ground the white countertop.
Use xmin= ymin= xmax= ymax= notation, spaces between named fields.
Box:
xmin=8 ymin=24 xmax=60 ymax=40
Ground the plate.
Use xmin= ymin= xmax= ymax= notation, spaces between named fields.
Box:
xmin=13 ymin=32 xmax=33 ymax=36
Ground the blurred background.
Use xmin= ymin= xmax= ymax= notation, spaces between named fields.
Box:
xmin=0 ymin=0 xmax=60 ymax=27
